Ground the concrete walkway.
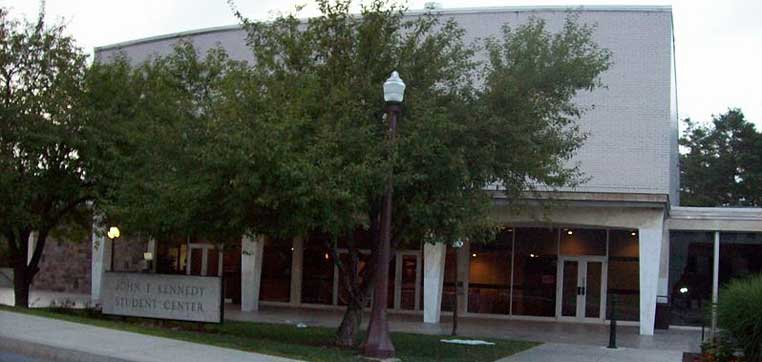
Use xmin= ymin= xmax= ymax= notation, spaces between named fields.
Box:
xmin=227 ymin=304 xmax=701 ymax=353
xmin=0 ymin=310 xmax=302 ymax=362
xmin=0 ymin=289 xmax=696 ymax=362
xmin=0 ymin=288 xmax=91 ymax=308
xmin=496 ymin=343 xmax=683 ymax=362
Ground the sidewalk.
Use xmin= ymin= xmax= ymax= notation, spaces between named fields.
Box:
xmin=496 ymin=343 xmax=683 ymax=362
xmin=0 ymin=287 xmax=91 ymax=308
xmin=227 ymin=304 xmax=701 ymax=353
xmin=0 ymin=310 xmax=302 ymax=362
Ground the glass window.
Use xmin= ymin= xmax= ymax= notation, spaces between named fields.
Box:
xmin=512 ymin=227 xmax=558 ymax=317
xmin=719 ymin=232 xmax=762 ymax=288
xmin=155 ymin=237 xmax=187 ymax=274
xmin=222 ymin=242 xmax=241 ymax=303
xmin=388 ymin=257 xmax=396 ymax=308
xmin=560 ymin=228 xmax=606 ymax=256
xmin=669 ymin=231 xmax=714 ymax=326
xmin=301 ymin=237 xmax=334 ymax=305
xmin=260 ymin=238 xmax=292 ymax=302
xmin=337 ymin=252 xmax=371 ymax=306
xmin=468 ymin=228 xmax=512 ymax=314
xmin=441 ymin=248 xmax=457 ymax=311
xmin=400 ymin=255 xmax=419 ymax=310
xmin=607 ymin=229 xmax=639 ymax=321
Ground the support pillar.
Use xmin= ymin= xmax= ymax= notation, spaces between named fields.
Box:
xmin=27 ymin=232 xmax=37 ymax=265
xmin=290 ymin=237 xmax=303 ymax=306
xmin=658 ymin=227 xmax=670 ymax=296
xmin=241 ymin=234 xmax=264 ymax=312
xmin=638 ymin=210 xmax=665 ymax=335
xmin=710 ymin=231 xmax=720 ymax=338
xmin=147 ymin=238 xmax=157 ymax=272
xmin=90 ymin=224 xmax=111 ymax=304
xmin=423 ymin=242 xmax=446 ymax=324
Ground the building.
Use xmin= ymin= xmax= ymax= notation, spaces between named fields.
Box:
xmin=14 ymin=5 xmax=762 ymax=337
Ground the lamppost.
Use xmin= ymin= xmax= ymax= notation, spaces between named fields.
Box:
xmin=451 ymin=239 xmax=464 ymax=336
xmin=107 ymin=226 xmax=120 ymax=271
xmin=363 ymin=71 xmax=405 ymax=360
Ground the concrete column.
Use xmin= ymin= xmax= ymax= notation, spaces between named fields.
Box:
xmin=423 ymin=242 xmax=446 ymax=323
xmin=657 ymin=227 xmax=670 ymax=296
xmin=241 ymin=234 xmax=264 ymax=312
xmin=710 ymin=231 xmax=720 ymax=338
xmin=90 ymin=224 xmax=112 ymax=304
xmin=27 ymin=232 xmax=37 ymax=265
xmin=289 ymin=237 xmax=303 ymax=306
xmin=638 ymin=210 xmax=665 ymax=335
xmin=147 ymin=238 xmax=157 ymax=272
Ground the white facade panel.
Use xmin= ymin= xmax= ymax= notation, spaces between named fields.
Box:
xmin=95 ymin=7 xmax=677 ymax=199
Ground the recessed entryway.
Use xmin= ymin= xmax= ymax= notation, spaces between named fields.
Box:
xmin=557 ymin=256 xmax=607 ymax=322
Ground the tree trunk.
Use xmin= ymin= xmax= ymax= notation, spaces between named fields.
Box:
xmin=13 ymin=258 xmax=30 ymax=308
xmin=10 ymin=228 xmax=43 ymax=309
xmin=334 ymin=239 xmax=367 ymax=348
xmin=336 ymin=297 xmax=364 ymax=347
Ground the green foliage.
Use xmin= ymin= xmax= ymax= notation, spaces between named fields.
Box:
xmin=0 ymin=6 xmax=92 ymax=287
xmin=680 ymin=109 xmax=762 ymax=207
xmin=86 ymin=44 xmax=260 ymax=243
xmin=231 ymin=0 xmax=612 ymax=245
xmin=480 ymin=15 xmax=611 ymax=194
xmin=717 ymin=274 xmax=762 ymax=361
xmin=92 ymin=0 xmax=612 ymax=251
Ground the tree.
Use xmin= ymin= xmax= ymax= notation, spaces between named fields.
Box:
xmin=88 ymin=44 xmax=251 ymax=243
xmin=234 ymin=0 xmax=611 ymax=349
xmin=0 ymin=7 xmax=93 ymax=307
xmin=680 ymin=109 xmax=762 ymax=207
xmin=92 ymin=0 xmax=610 ymax=351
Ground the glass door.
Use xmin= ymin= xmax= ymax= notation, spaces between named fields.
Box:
xmin=557 ymin=256 xmax=607 ymax=321
xmin=187 ymin=243 xmax=222 ymax=276
xmin=397 ymin=252 xmax=421 ymax=310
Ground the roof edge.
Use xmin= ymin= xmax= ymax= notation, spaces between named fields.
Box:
xmin=94 ymin=4 xmax=672 ymax=53
xmin=94 ymin=24 xmax=243 ymax=53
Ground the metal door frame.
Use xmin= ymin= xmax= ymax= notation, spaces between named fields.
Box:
xmin=556 ymin=255 xmax=607 ymax=322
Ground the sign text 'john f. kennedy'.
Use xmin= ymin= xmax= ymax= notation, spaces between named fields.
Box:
xmin=102 ymin=272 xmax=222 ymax=323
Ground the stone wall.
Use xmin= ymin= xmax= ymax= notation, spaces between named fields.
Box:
xmin=112 ymin=235 xmax=149 ymax=272
xmin=33 ymin=236 xmax=91 ymax=294
xmin=30 ymin=233 xmax=148 ymax=294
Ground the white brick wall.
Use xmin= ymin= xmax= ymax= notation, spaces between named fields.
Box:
xmin=96 ymin=7 xmax=678 ymax=198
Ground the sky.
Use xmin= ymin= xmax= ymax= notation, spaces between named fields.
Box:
xmin=2 ymin=0 xmax=761 ymax=128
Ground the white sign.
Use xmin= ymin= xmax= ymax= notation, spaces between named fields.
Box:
xmin=101 ymin=272 xmax=222 ymax=323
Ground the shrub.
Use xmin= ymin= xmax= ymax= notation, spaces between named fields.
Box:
xmin=718 ymin=274 xmax=762 ymax=362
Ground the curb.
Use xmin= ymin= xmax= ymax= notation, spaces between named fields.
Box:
xmin=0 ymin=335 xmax=135 ymax=362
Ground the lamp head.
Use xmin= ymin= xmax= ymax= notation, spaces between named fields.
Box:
xmin=383 ymin=71 xmax=406 ymax=103
xmin=107 ymin=226 xmax=121 ymax=240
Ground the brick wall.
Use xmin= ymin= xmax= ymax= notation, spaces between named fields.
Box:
xmin=112 ymin=236 xmax=149 ymax=272
xmin=30 ymin=233 xmax=148 ymax=293
xmin=33 ymin=236 xmax=91 ymax=294
xmin=0 ymin=242 xmax=10 ymax=267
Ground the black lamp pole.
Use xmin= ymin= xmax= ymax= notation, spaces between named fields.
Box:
xmin=363 ymin=71 xmax=405 ymax=360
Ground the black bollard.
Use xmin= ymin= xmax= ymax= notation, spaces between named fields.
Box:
xmin=608 ymin=294 xmax=617 ymax=349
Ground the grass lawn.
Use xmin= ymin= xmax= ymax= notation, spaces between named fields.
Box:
xmin=0 ymin=305 xmax=537 ymax=362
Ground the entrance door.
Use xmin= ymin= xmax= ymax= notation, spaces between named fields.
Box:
xmin=397 ymin=252 xmax=421 ymax=310
xmin=187 ymin=243 xmax=222 ymax=277
xmin=557 ymin=256 xmax=607 ymax=321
